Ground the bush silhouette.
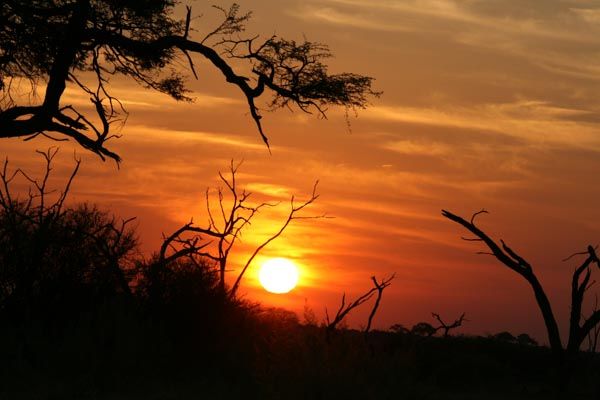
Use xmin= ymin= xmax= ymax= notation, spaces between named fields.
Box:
xmin=0 ymin=151 xmax=137 ymax=320
xmin=493 ymin=331 xmax=517 ymax=343
xmin=517 ymin=333 xmax=538 ymax=346
xmin=411 ymin=322 xmax=437 ymax=337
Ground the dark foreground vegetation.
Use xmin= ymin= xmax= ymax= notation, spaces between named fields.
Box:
xmin=3 ymin=299 xmax=600 ymax=399
xmin=0 ymin=154 xmax=598 ymax=400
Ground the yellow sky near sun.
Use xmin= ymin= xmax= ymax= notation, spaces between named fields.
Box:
xmin=4 ymin=0 xmax=600 ymax=342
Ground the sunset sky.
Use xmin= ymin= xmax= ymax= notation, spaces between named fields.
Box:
xmin=4 ymin=0 xmax=600 ymax=342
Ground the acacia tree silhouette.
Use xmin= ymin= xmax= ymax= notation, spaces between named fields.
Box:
xmin=0 ymin=1 xmax=380 ymax=162
xmin=442 ymin=209 xmax=600 ymax=369
xmin=156 ymin=161 xmax=323 ymax=297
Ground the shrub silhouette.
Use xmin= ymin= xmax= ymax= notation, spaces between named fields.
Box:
xmin=493 ymin=331 xmax=517 ymax=343
xmin=0 ymin=150 xmax=136 ymax=320
xmin=411 ymin=322 xmax=437 ymax=337
xmin=517 ymin=333 xmax=538 ymax=346
xmin=390 ymin=323 xmax=410 ymax=334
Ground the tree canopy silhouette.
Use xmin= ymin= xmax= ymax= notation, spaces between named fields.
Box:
xmin=0 ymin=1 xmax=380 ymax=162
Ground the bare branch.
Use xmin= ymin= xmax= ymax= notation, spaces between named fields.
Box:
xmin=501 ymin=239 xmax=531 ymax=270
xmin=327 ymin=288 xmax=376 ymax=332
xmin=442 ymin=209 xmax=563 ymax=361
xmin=432 ymin=312 xmax=467 ymax=338
xmin=364 ymin=274 xmax=395 ymax=335
xmin=156 ymin=162 xmax=322 ymax=298
xmin=229 ymin=181 xmax=322 ymax=297
xmin=470 ymin=209 xmax=488 ymax=225
xmin=461 ymin=236 xmax=483 ymax=242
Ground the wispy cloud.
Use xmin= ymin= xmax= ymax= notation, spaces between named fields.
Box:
xmin=294 ymin=0 xmax=600 ymax=83
xmin=382 ymin=139 xmax=450 ymax=156
xmin=62 ymin=86 xmax=242 ymax=110
xmin=311 ymin=0 xmax=600 ymax=42
xmin=367 ymin=101 xmax=600 ymax=150
xmin=308 ymin=7 xmax=414 ymax=32
xmin=245 ymin=182 xmax=294 ymax=198
xmin=127 ymin=125 xmax=268 ymax=150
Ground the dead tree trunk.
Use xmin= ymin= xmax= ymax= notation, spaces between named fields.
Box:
xmin=442 ymin=209 xmax=600 ymax=371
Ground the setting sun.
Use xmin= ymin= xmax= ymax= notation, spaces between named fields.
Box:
xmin=258 ymin=258 xmax=299 ymax=294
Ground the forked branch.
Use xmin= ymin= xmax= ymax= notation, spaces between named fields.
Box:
xmin=364 ymin=274 xmax=395 ymax=334
xmin=326 ymin=274 xmax=394 ymax=335
xmin=432 ymin=312 xmax=467 ymax=338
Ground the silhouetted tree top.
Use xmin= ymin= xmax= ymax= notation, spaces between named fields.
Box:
xmin=0 ymin=1 xmax=380 ymax=162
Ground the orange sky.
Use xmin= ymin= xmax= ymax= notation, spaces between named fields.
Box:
xmin=4 ymin=0 xmax=600 ymax=343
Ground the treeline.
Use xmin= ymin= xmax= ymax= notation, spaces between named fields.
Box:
xmin=0 ymin=153 xmax=599 ymax=399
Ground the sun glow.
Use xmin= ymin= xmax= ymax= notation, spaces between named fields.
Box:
xmin=258 ymin=258 xmax=299 ymax=294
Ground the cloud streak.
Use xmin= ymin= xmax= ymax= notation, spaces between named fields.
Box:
xmin=295 ymin=0 xmax=600 ymax=83
xmin=367 ymin=100 xmax=600 ymax=151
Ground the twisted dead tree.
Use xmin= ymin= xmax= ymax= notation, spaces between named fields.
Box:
xmin=442 ymin=209 xmax=600 ymax=368
xmin=158 ymin=161 xmax=323 ymax=297
xmin=0 ymin=1 xmax=380 ymax=162
xmin=326 ymin=274 xmax=394 ymax=336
